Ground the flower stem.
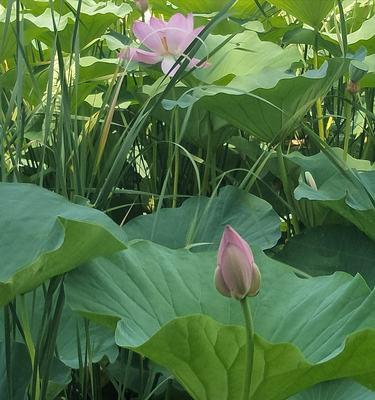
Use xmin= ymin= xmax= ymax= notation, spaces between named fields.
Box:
xmin=314 ymin=41 xmax=325 ymax=141
xmin=276 ymin=145 xmax=300 ymax=234
xmin=240 ymin=297 xmax=254 ymax=400
xmin=202 ymin=128 xmax=212 ymax=196
xmin=343 ymin=89 xmax=353 ymax=162
xmin=172 ymin=106 xmax=180 ymax=208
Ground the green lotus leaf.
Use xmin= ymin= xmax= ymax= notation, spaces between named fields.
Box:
xmin=1 ymin=295 xmax=118 ymax=370
xmin=167 ymin=58 xmax=345 ymax=143
xmin=289 ymin=379 xmax=375 ymax=400
xmin=290 ymin=149 xmax=375 ymax=241
xmin=0 ymin=183 xmax=126 ymax=306
xmin=194 ymin=30 xmax=300 ymax=84
xmin=66 ymin=240 xmax=375 ymax=399
xmin=361 ymin=54 xmax=375 ymax=88
xmin=321 ymin=15 xmax=375 ymax=56
xmin=268 ymin=0 xmax=335 ymax=28
xmin=0 ymin=1 xmax=131 ymax=61
xmin=57 ymin=302 xmax=118 ymax=369
xmin=124 ymin=185 xmax=281 ymax=250
xmin=0 ymin=342 xmax=31 ymax=400
xmin=0 ymin=341 xmax=71 ymax=400
xmin=275 ymin=225 xmax=375 ymax=287
xmin=148 ymin=0 xmax=260 ymax=18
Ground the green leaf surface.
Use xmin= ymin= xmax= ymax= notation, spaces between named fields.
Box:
xmin=275 ymin=225 xmax=375 ymax=287
xmin=361 ymin=54 xmax=375 ymax=88
xmin=342 ymin=14 xmax=375 ymax=55
xmin=0 ymin=183 xmax=126 ymax=306
xmin=66 ymin=240 xmax=375 ymax=399
xmin=0 ymin=342 xmax=31 ymax=400
xmin=124 ymin=185 xmax=281 ymax=250
xmin=290 ymin=150 xmax=375 ymax=241
xmin=169 ymin=58 xmax=345 ymax=142
xmin=194 ymin=30 xmax=300 ymax=84
xmin=0 ymin=341 xmax=71 ymax=400
xmin=148 ymin=0 xmax=260 ymax=18
xmin=57 ymin=312 xmax=118 ymax=369
xmin=0 ymin=1 xmax=131 ymax=61
xmin=289 ymin=379 xmax=375 ymax=400
xmin=268 ymin=0 xmax=335 ymax=28
xmin=282 ymin=28 xmax=341 ymax=56
xmin=0 ymin=288 xmax=118 ymax=370
xmin=323 ymin=15 xmax=375 ymax=55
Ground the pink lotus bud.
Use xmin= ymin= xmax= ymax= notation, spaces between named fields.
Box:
xmin=215 ymin=226 xmax=261 ymax=300
xmin=135 ymin=0 xmax=148 ymax=13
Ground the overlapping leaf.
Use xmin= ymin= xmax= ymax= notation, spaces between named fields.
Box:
xmin=289 ymin=379 xmax=375 ymax=400
xmin=0 ymin=183 xmax=126 ymax=306
xmin=124 ymin=186 xmax=281 ymax=250
xmin=0 ymin=1 xmax=131 ymax=61
xmin=66 ymin=240 xmax=375 ymax=399
xmin=166 ymin=59 xmax=346 ymax=142
xmin=275 ymin=225 xmax=375 ymax=287
xmin=148 ymin=0 xmax=260 ymax=18
xmin=290 ymin=149 xmax=375 ymax=241
xmin=268 ymin=0 xmax=335 ymax=28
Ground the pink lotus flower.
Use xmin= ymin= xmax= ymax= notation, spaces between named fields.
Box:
xmin=119 ymin=13 xmax=207 ymax=76
xmin=215 ymin=226 xmax=261 ymax=300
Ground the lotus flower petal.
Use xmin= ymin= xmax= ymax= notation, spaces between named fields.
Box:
xmin=119 ymin=47 xmax=162 ymax=64
xmin=165 ymin=14 xmax=196 ymax=54
xmin=149 ymin=17 xmax=167 ymax=31
xmin=161 ymin=56 xmax=179 ymax=76
xmin=133 ymin=21 xmax=165 ymax=53
xmin=214 ymin=267 xmax=231 ymax=298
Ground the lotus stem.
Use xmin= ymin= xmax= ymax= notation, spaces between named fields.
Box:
xmin=314 ymin=50 xmax=325 ymax=141
xmin=276 ymin=145 xmax=300 ymax=234
xmin=202 ymin=128 xmax=212 ymax=196
xmin=343 ymin=89 xmax=353 ymax=162
xmin=241 ymin=297 xmax=254 ymax=400
xmin=172 ymin=106 xmax=180 ymax=208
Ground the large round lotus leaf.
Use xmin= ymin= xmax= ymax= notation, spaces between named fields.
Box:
xmin=275 ymin=225 xmax=375 ymax=287
xmin=288 ymin=379 xmax=375 ymax=400
xmin=268 ymin=0 xmax=335 ymax=28
xmin=165 ymin=59 xmax=346 ymax=143
xmin=65 ymin=240 xmax=375 ymax=400
xmin=0 ymin=183 xmax=126 ymax=306
xmin=193 ymin=30 xmax=300 ymax=84
xmin=124 ymin=185 xmax=280 ymax=250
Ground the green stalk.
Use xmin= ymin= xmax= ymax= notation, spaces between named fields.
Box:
xmin=18 ymin=295 xmax=41 ymax=400
xmin=314 ymin=48 xmax=325 ymax=141
xmin=202 ymin=130 xmax=213 ymax=196
xmin=240 ymin=297 xmax=254 ymax=400
xmin=172 ymin=107 xmax=180 ymax=208
xmin=151 ymin=120 xmax=158 ymax=208
xmin=343 ymin=89 xmax=353 ymax=162
xmin=277 ymin=145 xmax=300 ymax=234
xmin=362 ymin=88 xmax=374 ymax=161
